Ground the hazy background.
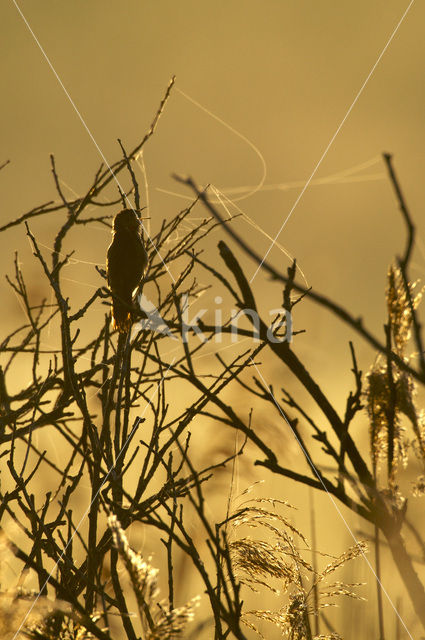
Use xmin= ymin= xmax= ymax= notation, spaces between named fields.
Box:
xmin=1 ymin=1 xmax=425 ymax=636
xmin=2 ymin=1 xmax=425 ymax=356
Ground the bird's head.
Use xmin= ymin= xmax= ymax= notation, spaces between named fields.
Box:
xmin=112 ymin=209 xmax=142 ymax=234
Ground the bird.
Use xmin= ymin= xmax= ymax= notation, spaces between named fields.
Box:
xmin=107 ymin=208 xmax=148 ymax=333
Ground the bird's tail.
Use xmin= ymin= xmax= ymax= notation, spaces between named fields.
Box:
xmin=111 ymin=298 xmax=132 ymax=333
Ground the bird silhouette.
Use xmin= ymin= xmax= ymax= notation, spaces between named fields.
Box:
xmin=107 ymin=209 xmax=148 ymax=333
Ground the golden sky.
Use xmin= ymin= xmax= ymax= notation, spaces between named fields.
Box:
xmin=2 ymin=1 xmax=424 ymax=338
xmin=2 ymin=0 xmax=425 ymax=442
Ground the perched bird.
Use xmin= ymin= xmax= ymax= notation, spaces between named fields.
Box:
xmin=107 ymin=209 xmax=148 ymax=333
